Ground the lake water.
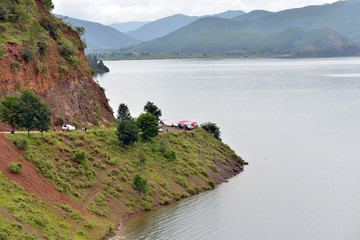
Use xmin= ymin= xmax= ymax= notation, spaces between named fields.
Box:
xmin=95 ymin=57 xmax=360 ymax=240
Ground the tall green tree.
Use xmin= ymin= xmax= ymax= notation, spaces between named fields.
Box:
xmin=0 ymin=95 xmax=21 ymax=133
xmin=143 ymin=101 xmax=162 ymax=120
xmin=18 ymin=90 xmax=52 ymax=137
xmin=136 ymin=113 xmax=159 ymax=140
xmin=117 ymin=103 xmax=132 ymax=121
xmin=133 ymin=174 xmax=148 ymax=198
xmin=117 ymin=120 xmax=139 ymax=145
xmin=35 ymin=101 xmax=52 ymax=141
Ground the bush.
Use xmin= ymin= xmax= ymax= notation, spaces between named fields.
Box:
xmin=57 ymin=38 xmax=77 ymax=62
xmin=201 ymin=122 xmax=221 ymax=140
xmin=13 ymin=138 xmax=28 ymax=151
xmin=142 ymin=200 xmax=151 ymax=211
xmin=175 ymin=175 xmax=188 ymax=188
xmin=37 ymin=40 xmax=47 ymax=55
xmin=73 ymin=150 xmax=87 ymax=165
xmin=9 ymin=162 xmax=22 ymax=173
xmin=84 ymin=221 xmax=94 ymax=229
xmin=59 ymin=65 xmax=68 ymax=73
xmin=20 ymin=48 xmax=34 ymax=63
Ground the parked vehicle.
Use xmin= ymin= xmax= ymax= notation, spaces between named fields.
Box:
xmin=62 ymin=124 xmax=76 ymax=132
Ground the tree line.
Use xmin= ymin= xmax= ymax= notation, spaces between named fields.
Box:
xmin=0 ymin=90 xmax=52 ymax=139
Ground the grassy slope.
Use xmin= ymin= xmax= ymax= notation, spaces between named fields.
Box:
xmin=2 ymin=127 xmax=244 ymax=239
xmin=0 ymin=172 xmax=111 ymax=240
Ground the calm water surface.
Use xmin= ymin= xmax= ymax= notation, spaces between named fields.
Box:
xmin=95 ymin=57 xmax=360 ymax=240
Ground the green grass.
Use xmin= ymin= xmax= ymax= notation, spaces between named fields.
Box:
xmin=3 ymin=127 xmax=244 ymax=238
xmin=0 ymin=172 xmax=110 ymax=239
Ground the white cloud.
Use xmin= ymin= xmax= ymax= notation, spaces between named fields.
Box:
xmin=52 ymin=0 xmax=338 ymax=24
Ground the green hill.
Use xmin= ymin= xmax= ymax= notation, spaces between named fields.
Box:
xmin=134 ymin=18 xmax=360 ymax=57
xmin=55 ymin=15 xmax=138 ymax=51
xmin=1 ymin=127 xmax=245 ymax=239
xmin=125 ymin=10 xmax=246 ymax=42
xmin=232 ymin=0 xmax=360 ymax=43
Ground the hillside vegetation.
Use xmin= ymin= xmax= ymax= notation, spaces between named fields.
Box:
xmin=0 ymin=0 xmax=114 ymax=126
xmin=1 ymin=127 xmax=245 ymax=239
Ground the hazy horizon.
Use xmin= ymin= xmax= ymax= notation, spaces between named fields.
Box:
xmin=52 ymin=0 xmax=338 ymax=25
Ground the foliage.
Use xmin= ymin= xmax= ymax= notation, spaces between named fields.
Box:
xmin=13 ymin=137 xmax=29 ymax=151
xmin=133 ymin=174 xmax=148 ymax=197
xmin=17 ymin=90 xmax=52 ymax=137
xmin=9 ymin=162 xmax=23 ymax=173
xmin=37 ymin=40 xmax=47 ymax=55
xmin=117 ymin=120 xmax=139 ymax=145
xmin=0 ymin=95 xmax=21 ymax=132
xmin=136 ymin=113 xmax=159 ymax=140
xmin=143 ymin=101 xmax=162 ymax=120
xmin=57 ymin=38 xmax=78 ymax=63
xmin=37 ymin=0 xmax=55 ymax=11
xmin=200 ymin=122 xmax=221 ymax=140
xmin=20 ymin=47 xmax=34 ymax=63
xmin=117 ymin=103 xmax=132 ymax=121
xmin=4 ymin=127 xmax=244 ymax=238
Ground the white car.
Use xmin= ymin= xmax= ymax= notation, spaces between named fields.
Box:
xmin=62 ymin=124 xmax=76 ymax=132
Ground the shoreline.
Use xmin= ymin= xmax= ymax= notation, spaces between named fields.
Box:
xmin=108 ymin=160 xmax=248 ymax=239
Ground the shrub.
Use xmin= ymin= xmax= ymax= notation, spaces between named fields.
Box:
xmin=73 ymin=150 xmax=87 ymax=165
xmin=57 ymin=38 xmax=77 ymax=62
xmin=9 ymin=162 xmax=22 ymax=173
xmin=20 ymin=48 xmax=34 ymax=63
xmin=175 ymin=175 xmax=188 ymax=188
xmin=160 ymin=197 xmax=171 ymax=205
xmin=201 ymin=122 xmax=221 ymax=140
xmin=142 ymin=200 xmax=151 ymax=211
xmin=164 ymin=149 xmax=176 ymax=161
xmin=59 ymin=65 xmax=68 ymax=73
xmin=10 ymin=61 xmax=22 ymax=71
xmin=13 ymin=138 xmax=29 ymax=151
xmin=37 ymin=40 xmax=47 ymax=55
xmin=84 ymin=221 xmax=94 ymax=229
xmin=207 ymin=180 xmax=216 ymax=188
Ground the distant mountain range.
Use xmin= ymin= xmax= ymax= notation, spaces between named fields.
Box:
xmin=55 ymin=15 xmax=138 ymax=51
xmin=124 ymin=10 xmax=246 ymax=42
xmin=109 ymin=21 xmax=150 ymax=33
xmin=55 ymin=1 xmax=360 ymax=57
xmin=128 ymin=0 xmax=360 ymax=57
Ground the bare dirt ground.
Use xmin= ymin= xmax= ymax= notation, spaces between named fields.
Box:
xmin=0 ymin=134 xmax=89 ymax=214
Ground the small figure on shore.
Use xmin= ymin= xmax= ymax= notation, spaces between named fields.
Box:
xmin=53 ymin=126 xmax=56 ymax=131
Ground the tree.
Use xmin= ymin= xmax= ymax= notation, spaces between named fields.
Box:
xmin=0 ymin=95 xmax=21 ymax=133
xmin=38 ymin=0 xmax=54 ymax=11
xmin=117 ymin=103 xmax=132 ymax=121
xmin=35 ymin=101 xmax=52 ymax=141
xmin=201 ymin=122 xmax=221 ymax=140
xmin=136 ymin=113 xmax=159 ymax=140
xmin=117 ymin=120 xmax=139 ymax=145
xmin=133 ymin=174 xmax=147 ymax=198
xmin=18 ymin=90 xmax=52 ymax=137
xmin=143 ymin=101 xmax=162 ymax=120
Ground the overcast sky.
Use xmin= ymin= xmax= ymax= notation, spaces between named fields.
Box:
xmin=52 ymin=0 xmax=338 ymax=24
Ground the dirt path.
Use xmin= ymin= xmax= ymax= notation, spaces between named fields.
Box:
xmin=0 ymin=134 xmax=89 ymax=215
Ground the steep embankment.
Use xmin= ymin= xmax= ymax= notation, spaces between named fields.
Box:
xmin=0 ymin=0 xmax=114 ymax=127
xmin=2 ymin=128 xmax=246 ymax=239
